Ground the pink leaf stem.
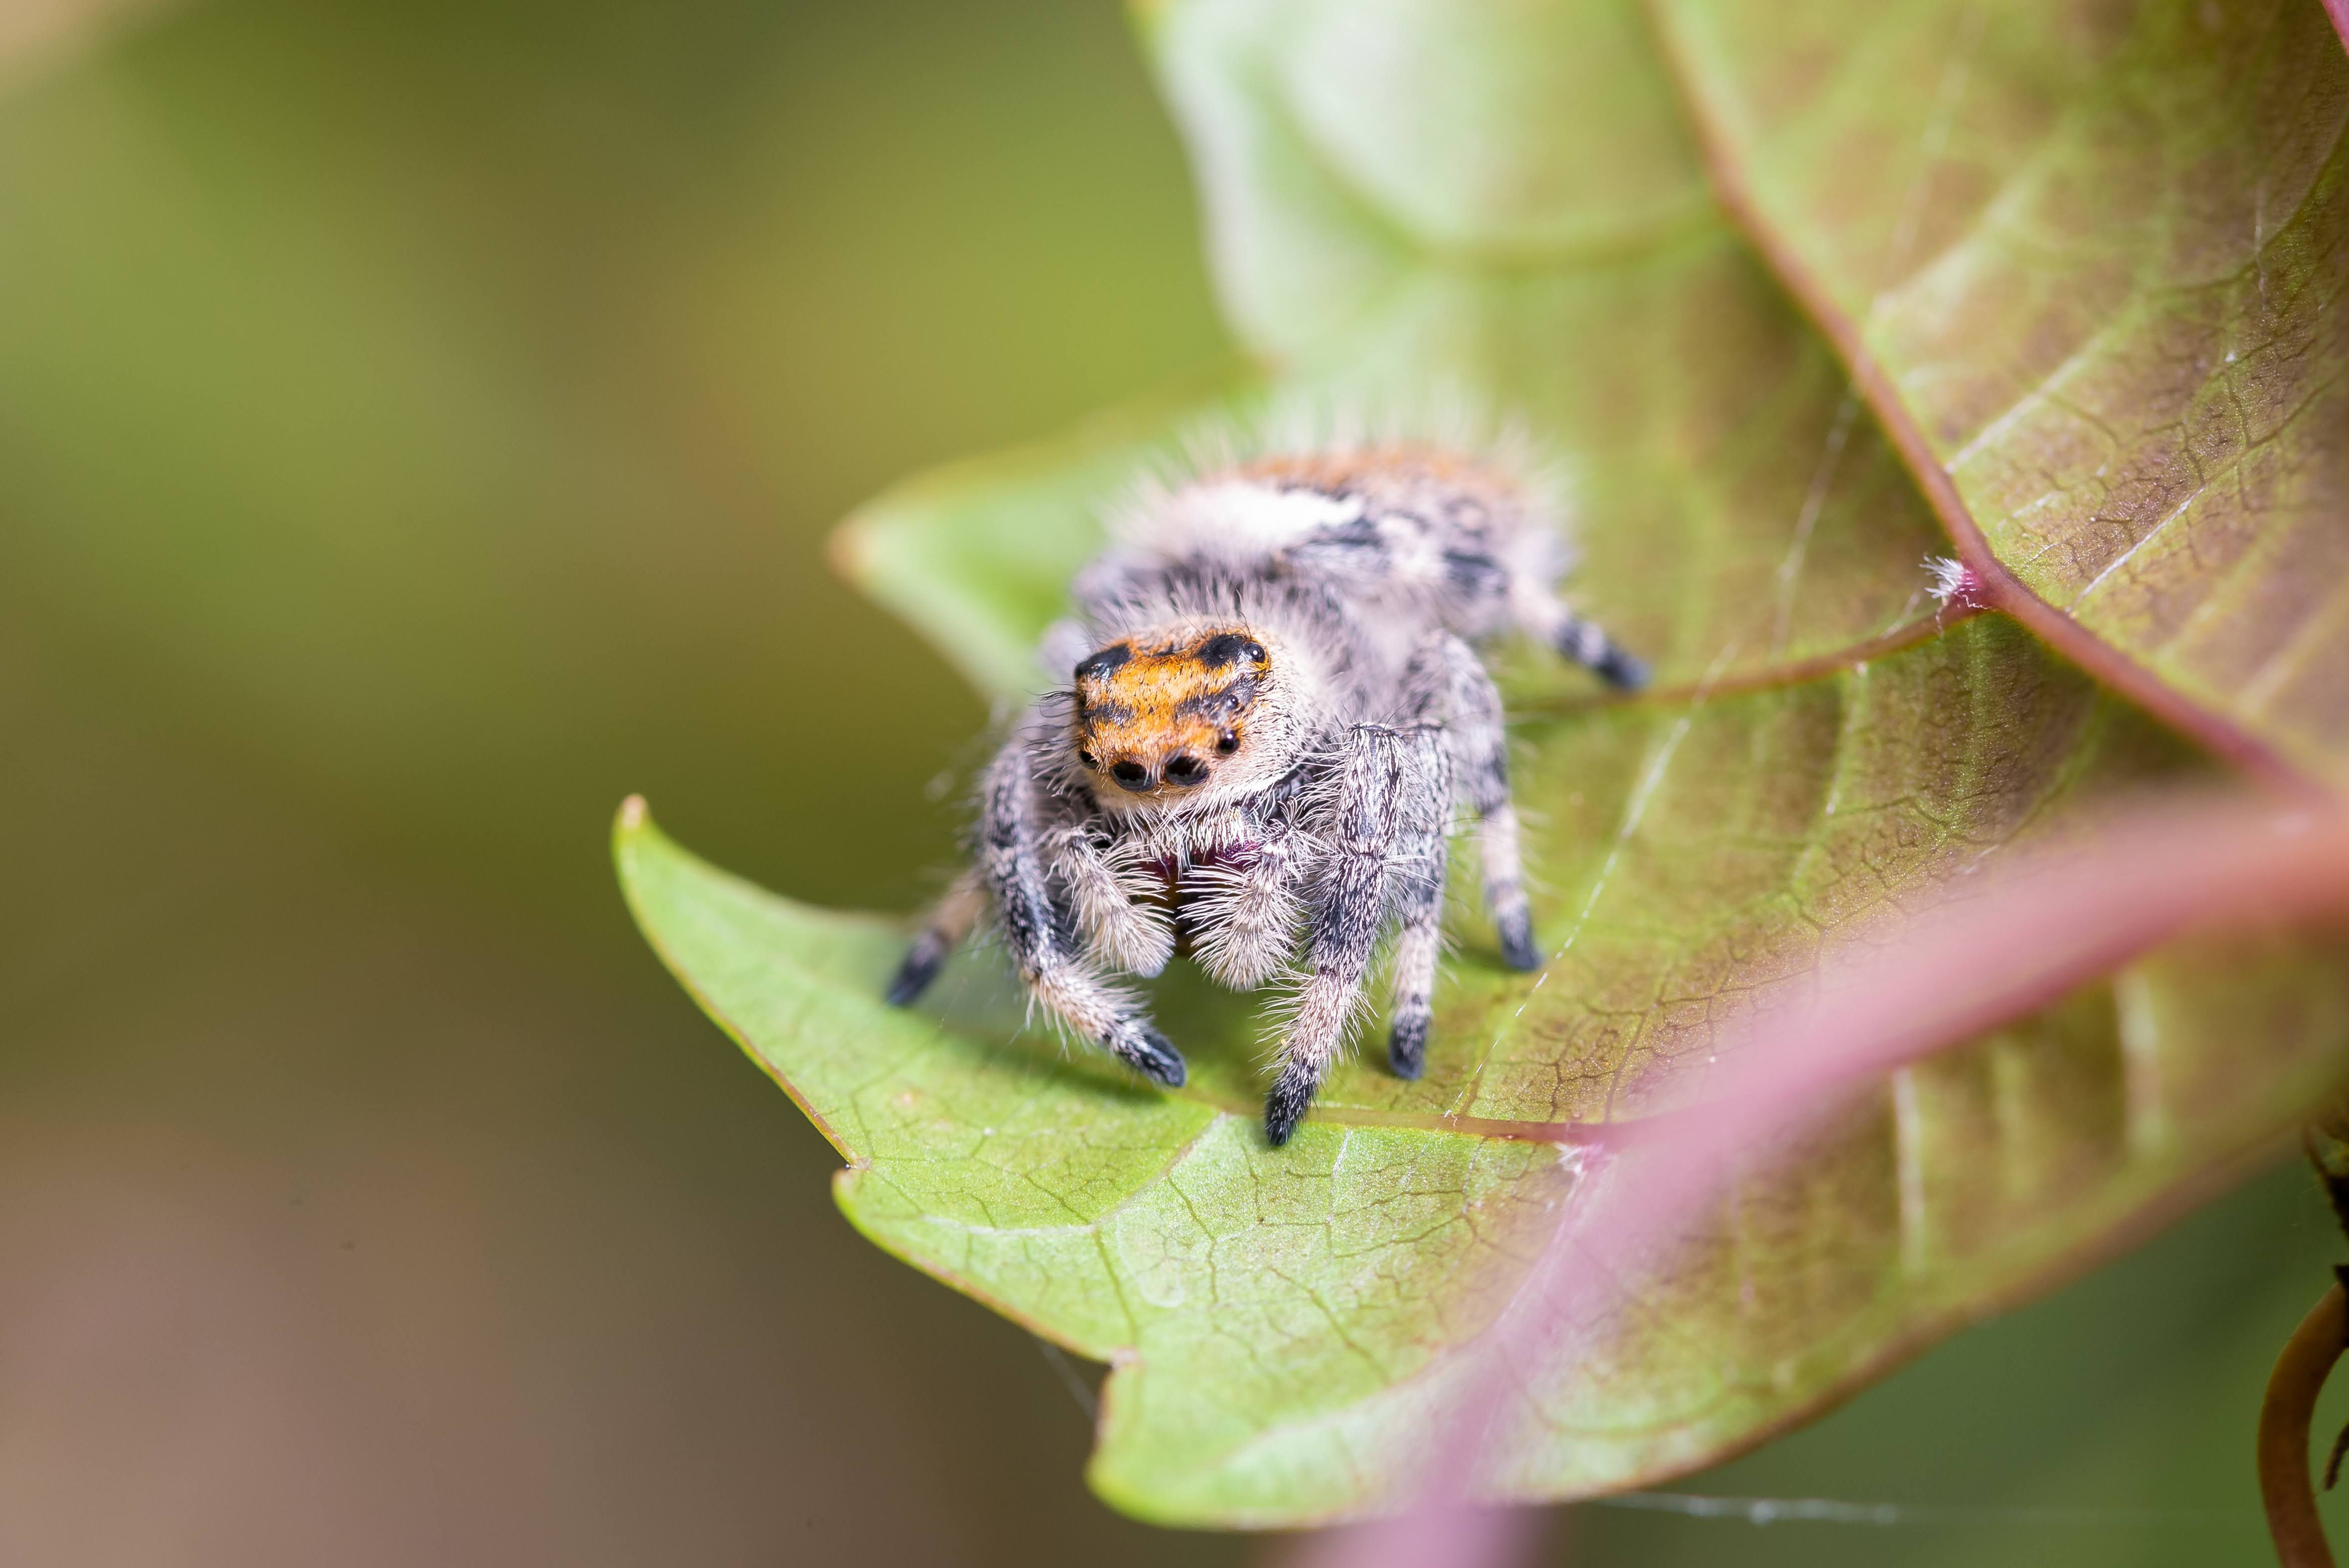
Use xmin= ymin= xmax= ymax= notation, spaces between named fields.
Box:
xmin=1297 ymin=794 xmax=2349 ymax=1568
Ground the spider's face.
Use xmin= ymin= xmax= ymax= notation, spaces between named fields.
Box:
xmin=1070 ymin=628 xmax=1271 ymax=805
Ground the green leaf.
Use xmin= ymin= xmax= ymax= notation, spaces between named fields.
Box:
xmin=618 ymin=624 xmax=2349 ymax=1523
xmin=1651 ymin=0 xmax=2349 ymax=788
xmin=621 ymin=0 xmax=2349 ymax=1526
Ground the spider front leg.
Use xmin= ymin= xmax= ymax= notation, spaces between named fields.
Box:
xmin=903 ymin=743 xmax=1185 ymax=1087
xmin=1264 ymin=725 xmax=1447 ymax=1144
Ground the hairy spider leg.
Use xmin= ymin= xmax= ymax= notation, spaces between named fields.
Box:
xmin=1265 ymin=723 xmax=1449 ymax=1144
xmin=885 ymin=869 xmax=984 ymax=1006
xmin=976 ymin=748 xmax=1186 ymax=1086
xmin=1404 ymin=631 xmax=1540 ymax=976
xmin=1185 ymin=813 xmax=1307 ymax=991
xmin=1380 ymin=726 xmax=1452 ymax=1082
xmin=1555 ymin=610 xmax=1649 ymax=690
xmin=1044 ymin=822 xmax=1173 ymax=977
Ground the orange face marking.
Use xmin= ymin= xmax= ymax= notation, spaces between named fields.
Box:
xmin=1073 ymin=628 xmax=1269 ymax=796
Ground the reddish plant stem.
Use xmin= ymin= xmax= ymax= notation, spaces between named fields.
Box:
xmin=2262 ymin=1283 xmax=2348 ymax=1568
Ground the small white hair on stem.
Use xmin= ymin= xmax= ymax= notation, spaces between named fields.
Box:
xmin=1925 ymin=554 xmax=1986 ymax=610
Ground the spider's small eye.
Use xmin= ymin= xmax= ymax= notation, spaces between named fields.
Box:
xmin=1241 ymin=640 xmax=1267 ymax=664
xmin=1216 ymin=730 xmax=1239 ymax=754
xmin=1077 ymin=748 xmax=1099 ymax=769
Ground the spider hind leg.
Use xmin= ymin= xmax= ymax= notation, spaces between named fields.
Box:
xmin=887 ymin=871 xmax=984 ymax=1006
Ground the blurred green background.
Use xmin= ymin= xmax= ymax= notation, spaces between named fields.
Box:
xmin=3 ymin=1 xmax=2346 ymax=1562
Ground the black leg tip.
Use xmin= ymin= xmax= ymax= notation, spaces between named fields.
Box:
xmin=1593 ymin=647 xmax=1649 ymax=692
xmin=1126 ymin=1027 xmax=1187 ymax=1089
xmin=884 ymin=944 xmax=944 ymax=1007
xmin=1388 ymin=1017 xmax=1427 ymax=1080
xmin=1263 ymin=1078 xmax=1314 ymax=1146
xmin=1497 ymin=917 xmax=1543 ymax=974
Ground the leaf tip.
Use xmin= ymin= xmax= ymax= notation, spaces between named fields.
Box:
xmin=825 ymin=512 xmax=875 ymax=592
xmin=615 ymin=793 xmax=650 ymax=835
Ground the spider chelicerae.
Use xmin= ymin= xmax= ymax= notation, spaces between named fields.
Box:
xmin=886 ymin=429 xmax=1646 ymax=1145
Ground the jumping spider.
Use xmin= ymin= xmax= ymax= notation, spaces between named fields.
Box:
xmin=887 ymin=436 xmax=1646 ymax=1145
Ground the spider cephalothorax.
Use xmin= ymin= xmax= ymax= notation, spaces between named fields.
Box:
xmin=886 ymin=432 xmax=1647 ymax=1145
xmin=1071 ymin=628 xmax=1271 ymax=800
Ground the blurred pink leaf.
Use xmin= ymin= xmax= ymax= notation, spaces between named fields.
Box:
xmin=1311 ymin=794 xmax=2349 ymax=1563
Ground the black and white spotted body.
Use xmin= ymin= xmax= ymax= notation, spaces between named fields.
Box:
xmin=887 ymin=440 xmax=1646 ymax=1145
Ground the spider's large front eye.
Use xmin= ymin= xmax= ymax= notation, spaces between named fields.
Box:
xmin=1110 ymin=760 xmax=1151 ymax=791
xmin=1163 ymin=753 xmax=1209 ymax=786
